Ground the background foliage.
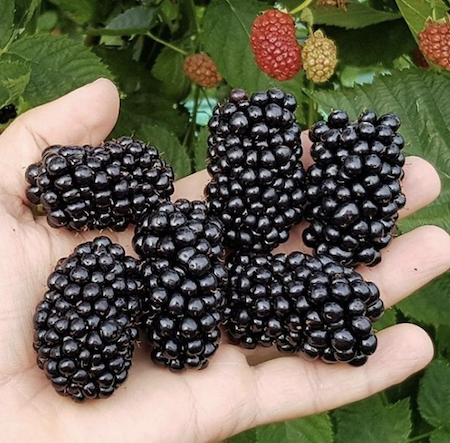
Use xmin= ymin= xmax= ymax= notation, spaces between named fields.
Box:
xmin=1 ymin=0 xmax=450 ymax=441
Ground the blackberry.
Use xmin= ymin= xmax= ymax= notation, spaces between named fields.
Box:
xmin=33 ymin=237 xmax=142 ymax=401
xmin=25 ymin=137 xmax=174 ymax=231
xmin=133 ymin=199 xmax=227 ymax=371
xmin=225 ymin=252 xmax=383 ymax=365
xmin=205 ymin=88 xmax=306 ymax=252
xmin=303 ymin=110 xmax=406 ymax=267
xmin=0 ymin=104 xmax=17 ymax=124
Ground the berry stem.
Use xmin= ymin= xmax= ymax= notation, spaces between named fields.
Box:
xmin=146 ymin=31 xmax=189 ymax=56
xmin=290 ymin=0 xmax=316 ymax=16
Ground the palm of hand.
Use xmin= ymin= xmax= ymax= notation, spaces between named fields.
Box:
xmin=0 ymin=80 xmax=449 ymax=443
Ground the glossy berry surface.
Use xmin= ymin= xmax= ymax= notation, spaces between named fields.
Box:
xmin=303 ymin=109 xmax=406 ymax=267
xmin=0 ymin=103 xmax=17 ymax=124
xmin=133 ymin=199 xmax=227 ymax=371
xmin=250 ymin=9 xmax=302 ymax=81
xmin=418 ymin=21 xmax=450 ymax=71
xmin=225 ymin=252 xmax=383 ymax=365
xmin=183 ymin=53 xmax=223 ymax=88
xmin=205 ymin=87 xmax=306 ymax=252
xmin=33 ymin=237 xmax=142 ymax=401
xmin=25 ymin=137 xmax=174 ymax=231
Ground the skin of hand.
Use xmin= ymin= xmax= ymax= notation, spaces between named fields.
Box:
xmin=0 ymin=78 xmax=449 ymax=443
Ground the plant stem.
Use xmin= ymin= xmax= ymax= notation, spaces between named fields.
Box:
xmin=407 ymin=431 xmax=434 ymax=443
xmin=290 ymin=0 xmax=316 ymax=15
xmin=189 ymin=0 xmax=201 ymax=35
xmin=183 ymin=84 xmax=201 ymax=169
xmin=146 ymin=31 xmax=188 ymax=55
xmin=307 ymin=79 xmax=316 ymax=128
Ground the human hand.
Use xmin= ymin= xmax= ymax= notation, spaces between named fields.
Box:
xmin=0 ymin=79 xmax=449 ymax=443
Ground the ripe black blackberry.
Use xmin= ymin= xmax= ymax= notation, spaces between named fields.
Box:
xmin=33 ymin=237 xmax=142 ymax=401
xmin=205 ymin=87 xmax=306 ymax=252
xmin=225 ymin=252 xmax=383 ymax=365
xmin=25 ymin=137 xmax=174 ymax=231
xmin=133 ymin=199 xmax=228 ymax=371
xmin=0 ymin=104 xmax=17 ymax=124
xmin=303 ymin=110 xmax=406 ymax=267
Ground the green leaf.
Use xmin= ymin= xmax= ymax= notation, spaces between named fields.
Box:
xmin=225 ymin=428 xmax=257 ymax=443
xmin=48 ymin=0 xmax=97 ymax=24
xmin=0 ymin=60 xmax=31 ymax=108
xmin=334 ymin=395 xmax=411 ymax=443
xmin=137 ymin=124 xmax=191 ymax=179
xmin=418 ymin=359 xmax=450 ymax=428
xmin=202 ymin=0 xmax=306 ymax=99
xmin=226 ymin=414 xmax=333 ymax=443
xmin=152 ymin=46 xmax=191 ymax=101
xmin=327 ymin=20 xmax=416 ymax=68
xmin=93 ymin=45 xmax=152 ymax=95
xmin=431 ymin=428 xmax=450 ymax=443
xmin=113 ymin=91 xmax=189 ymax=140
xmin=436 ymin=325 xmax=450 ymax=358
xmin=373 ymin=307 xmax=397 ymax=330
xmin=0 ymin=61 xmax=30 ymax=108
xmin=19 ymin=0 xmax=42 ymax=29
xmin=256 ymin=414 xmax=333 ymax=443
xmin=310 ymin=1 xmax=400 ymax=29
xmin=5 ymin=34 xmax=112 ymax=107
xmin=0 ymin=0 xmax=14 ymax=48
xmin=399 ymin=272 xmax=450 ymax=326
xmin=395 ymin=0 xmax=449 ymax=38
xmin=105 ymin=6 xmax=157 ymax=34
xmin=194 ymin=126 xmax=210 ymax=172
xmin=37 ymin=11 xmax=59 ymax=31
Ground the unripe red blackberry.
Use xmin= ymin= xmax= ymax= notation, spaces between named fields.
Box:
xmin=303 ymin=109 xmax=406 ymax=267
xmin=225 ymin=252 xmax=383 ymax=365
xmin=133 ymin=199 xmax=227 ymax=371
xmin=250 ymin=9 xmax=302 ymax=81
xmin=418 ymin=20 xmax=450 ymax=71
xmin=183 ymin=53 xmax=223 ymax=88
xmin=205 ymin=88 xmax=306 ymax=252
xmin=25 ymin=137 xmax=174 ymax=231
xmin=33 ymin=237 xmax=142 ymax=401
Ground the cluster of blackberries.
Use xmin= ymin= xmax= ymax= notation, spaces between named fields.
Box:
xmin=33 ymin=237 xmax=142 ymax=401
xmin=29 ymin=88 xmax=404 ymax=402
xmin=25 ymin=137 xmax=174 ymax=231
xmin=0 ymin=104 xmax=17 ymax=124
xmin=303 ymin=110 xmax=406 ymax=267
xmin=225 ymin=253 xmax=382 ymax=366
xmin=133 ymin=199 xmax=227 ymax=371
xmin=205 ymin=88 xmax=306 ymax=252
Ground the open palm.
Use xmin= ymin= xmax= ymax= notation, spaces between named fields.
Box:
xmin=0 ymin=79 xmax=449 ymax=443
